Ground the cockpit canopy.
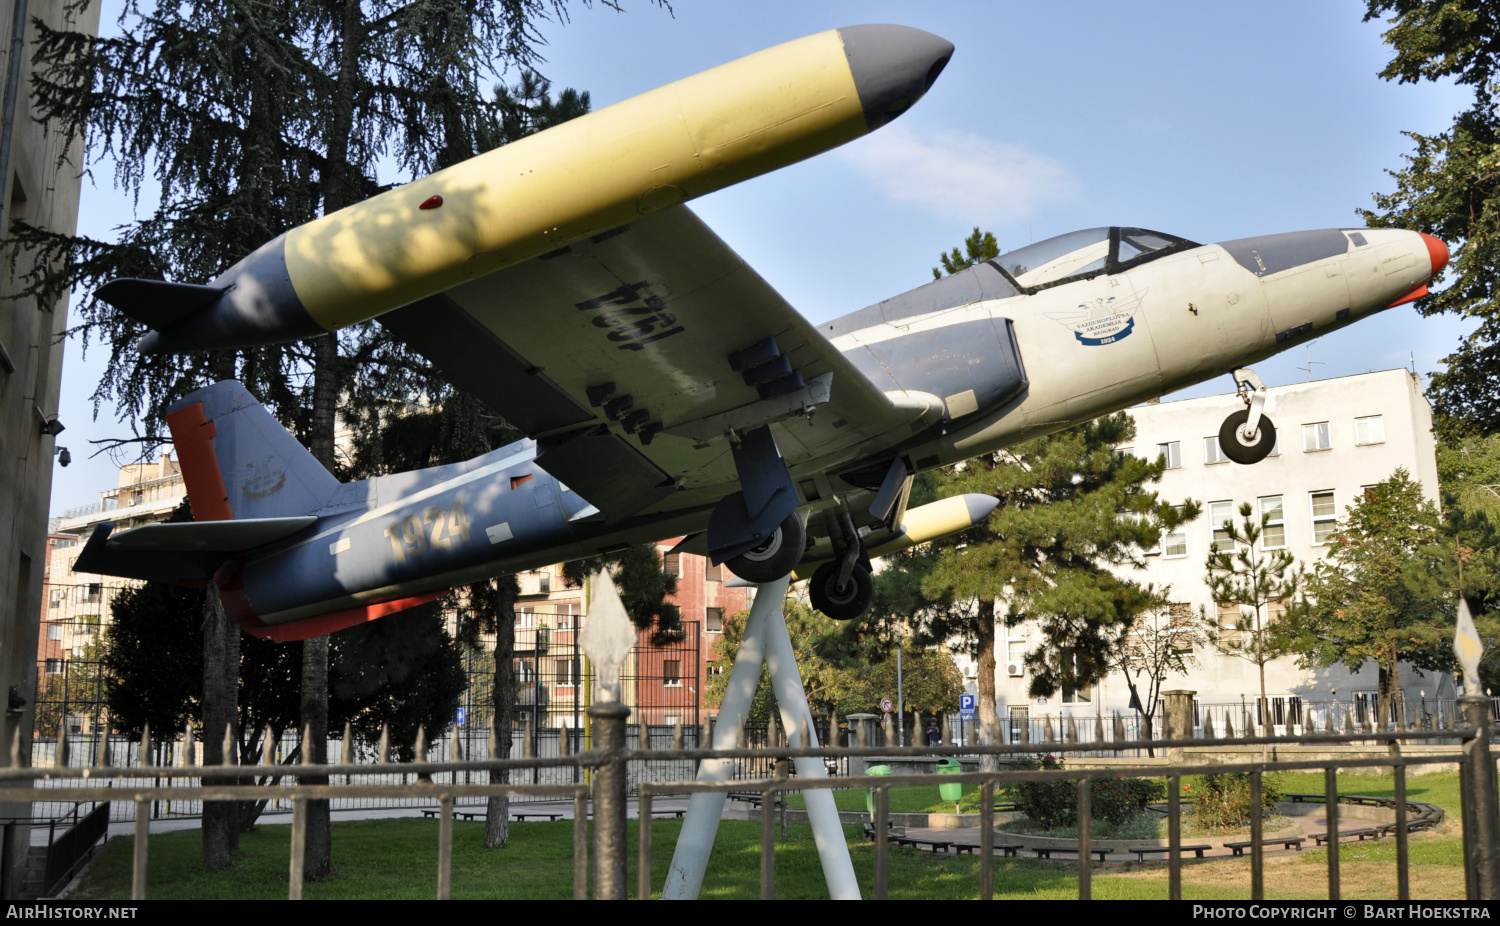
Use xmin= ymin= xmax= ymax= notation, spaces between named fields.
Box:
xmin=994 ymin=227 xmax=1199 ymax=291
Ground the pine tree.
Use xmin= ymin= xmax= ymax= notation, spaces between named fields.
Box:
xmin=931 ymin=226 xmax=999 ymax=279
xmin=1200 ymin=503 xmax=1301 ymax=737
xmin=17 ymin=0 xmax=623 ymax=874
xmin=1359 ymin=1 xmax=1500 ymax=434
xmin=917 ymin=416 xmax=1197 ymax=768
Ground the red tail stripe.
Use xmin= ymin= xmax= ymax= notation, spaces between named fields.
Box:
xmin=242 ymin=591 xmax=446 ymax=642
xmin=165 ymin=403 xmax=233 ymax=521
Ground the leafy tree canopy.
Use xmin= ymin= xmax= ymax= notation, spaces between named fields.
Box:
xmin=1361 ymin=0 xmax=1500 ymax=434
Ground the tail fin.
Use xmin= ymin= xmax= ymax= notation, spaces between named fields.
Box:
xmin=166 ymin=380 xmax=339 ymax=521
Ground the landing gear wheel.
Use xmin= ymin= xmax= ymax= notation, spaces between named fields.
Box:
xmin=725 ymin=512 xmax=806 ymax=583
xmin=1218 ymin=408 xmax=1277 ymax=465
xmin=809 ymin=561 xmax=874 ymax=621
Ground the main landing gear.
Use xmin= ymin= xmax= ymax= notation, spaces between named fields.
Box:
xmin=808 ymin=502 xmax=873 ymax=620
xmin=725 ymin=511 xmax=805 ymax=583
xmin=1218 ymin=367 xmax=1276 ymax=465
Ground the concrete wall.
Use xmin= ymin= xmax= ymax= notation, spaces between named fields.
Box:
xmin=0 ymin=0 xmax=99 ymax=896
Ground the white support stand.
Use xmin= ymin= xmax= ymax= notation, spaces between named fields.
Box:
xmin=661 ymin=574 xmax=860 ymax=900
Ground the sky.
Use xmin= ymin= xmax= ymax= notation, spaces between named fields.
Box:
xmin=46 ymin=0 xmax=1476 ymax=515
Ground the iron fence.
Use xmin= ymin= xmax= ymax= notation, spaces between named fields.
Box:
xmin=1 ymin=697 xmax=1495 ymax=900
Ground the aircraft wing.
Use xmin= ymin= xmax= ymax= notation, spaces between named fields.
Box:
xmin=380 ymin=205 xmax=939 ymax=523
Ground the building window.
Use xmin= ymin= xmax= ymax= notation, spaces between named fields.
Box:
xmin=1302 ymin=422 xmax=1331 ymax=452
xmin=516 ymin=607 xmax=537 ymax=628
xmin=47 ymin=624 xmax=62 ymax=641
xmin=1354 ymin=415 xmax=1385 ymax=446
xmin=1311 ymin=490 xmax=1338 ymax=544
xmin=663 ymin=660 xmax=682 ymax=687
xmin=1162 ymin=519 xmax=1188 ymax=558
xmin=1168 ymin=602 xmax=1195 ymax=653
xmin=704 ymin=563 xmax=723 ymax=583
xmin=1116 ymin=446 xmax=1133 ymax=462
xmin=1208 ymin=500 xmax=1234 ymax=552
xmin=663 ymin=553 xmax=681 ymax=576
xmin=1216 ymin=602 xmax=1246 ymax=650
xmin=1266 ymin=598 xmax=1288 ymax=623
xmin=555 ymin=658 xmax=574 ymax=687
xmin=44 ymin=659 xmax=63 ymax=675
xmin=1156 ymin=441 xmax=1182 ymax=469
xmin=1203 ymin=437 xmax=1227 ymax=465
xmin=706 ymin=607 xmax=724 ymax=633
xmin=1260 ymin=496 xmax=1285 ymax=548
xmin=84 ymin=583 xmax=101 ymax=602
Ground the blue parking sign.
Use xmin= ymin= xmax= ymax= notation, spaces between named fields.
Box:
xmin=456 ymin=707 xmax=466 ymax=726
xmin=960 ymin=694 xmax=975 ymax=711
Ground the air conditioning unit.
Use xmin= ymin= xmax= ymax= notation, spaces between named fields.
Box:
xmin=1006 ymin=661 xmax=1024 ymax=677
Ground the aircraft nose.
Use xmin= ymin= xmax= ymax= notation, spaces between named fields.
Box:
xmin=1421 ymin=233 xmax=1449 ymax=276
xmin=837 ymin=25 xmax=954 ymax=130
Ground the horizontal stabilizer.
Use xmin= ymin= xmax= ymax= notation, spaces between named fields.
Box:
xmin=95 ymin=278 xmax=225 ymax=331
xmin=73 ymin=517 xmax=315 ymax=585
xmin=107 ymin=516 xmax=316 ymax=552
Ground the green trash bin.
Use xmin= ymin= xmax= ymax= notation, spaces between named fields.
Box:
xmin=935 ymin=757 xmax=964 ymax=806
xmin=865 ymin=764 xmax=892 ymax=816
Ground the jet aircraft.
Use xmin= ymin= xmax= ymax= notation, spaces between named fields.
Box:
xmin=75 ymin=25 xmax=1449 ymax=641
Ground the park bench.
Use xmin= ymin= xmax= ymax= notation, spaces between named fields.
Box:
xmin=888 ymin=835 xmax=953 ymax=854
xmin=650 ymin=809 xmax=687 ymax=819
xmin=1127 ymin=845 xmax=1212 ymax=862
xmin=512 ymin=812 xmax=566 ymax=822
xmin=953 ymin=843 xmax=1024 ymax=857
xmin=727 ymin=791 xmax=784 ymax=810
xmin=1030 ymin=846 xmax=1114 ymax=862
xmin=421 ymin=809 xmax=484 ymax=822
xmin=1314 ymin=827 xmax=1381 ymax=846
xmin=1224 ymin=837 xmax=1305 ymax=855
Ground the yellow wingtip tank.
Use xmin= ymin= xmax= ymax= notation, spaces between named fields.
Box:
xmin=791 ymin=493 xmax=996 ymax=581
xmin=273 ymin=25 xmax=952 ymax=335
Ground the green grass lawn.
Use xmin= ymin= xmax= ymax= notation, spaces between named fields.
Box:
xmin=67 ymin=799 xmax=1470 ymax=901
xmin=783 ymin=769 xmax=1464 ymax=819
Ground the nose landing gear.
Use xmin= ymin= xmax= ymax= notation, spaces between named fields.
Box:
xmin=1218 ymin=368 xmax=1276 ymax=465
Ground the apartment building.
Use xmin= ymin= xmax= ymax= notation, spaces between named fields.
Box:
xmin=991 ymin=369 xmax=1453 ymax=730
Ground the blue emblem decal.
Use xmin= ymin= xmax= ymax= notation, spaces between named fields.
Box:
xmin=1045 ymin=288 xmax=1148 ymax=347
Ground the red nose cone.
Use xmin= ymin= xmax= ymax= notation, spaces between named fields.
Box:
xmin=1421 ymin=233 xmax=1449 ymax=276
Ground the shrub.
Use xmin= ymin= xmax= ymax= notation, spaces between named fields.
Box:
xmin=1194 ymin=772 xmax=1282 ymax=831
xmin=1006 ymin=757 xmax=1166 ymax=828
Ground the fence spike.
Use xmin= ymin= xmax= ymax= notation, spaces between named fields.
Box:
xmin=488 ymin=717 xmax=500 ymax=760
xmin=883 ymin=712 xmax=894 ymax=746
xmin=139 ymin=723 xmax=150 ymax=768
xmin=9 ymin=724 xmax=20 ymax=769
xmin=737 ymin=722 xmax=748 ymax=750
xmin=302 ymin=723 xmax=316 ymax=767
xmin=522 ymin=714 xmax=534 ymax=759
xmin=1095 ymin=714 xmax=1105 ymax=744
xmin=56 ymin=718 xmax=67 ymax=768
xmin=222 ymin=723 xmax=235 ymax=766
xmin=638 ymin=719 xmax=650 ymax=752
xmin=560 ymin=723 xmax=572 ymax=757
xmin=942 ymin=714 xmax=953 ymax=746
xmin=672 ymin=720 xmax=683 ymax=750
xmin=414 ymin=725 xmax=427 ymax=763
xmin=262 ymin=726 xmax=276 ymax=766
xmin=96 ymin=716 xmax=111 ymax=768
xmin=378 ymin=724 xmax=391 ymax=763
xmin=451 ymin=725 xmax=461 ymax=762
xmin=182 ymin=722 xmax=194 ymax=767
xmin=341 ymin=723 xmax=353 ymax=765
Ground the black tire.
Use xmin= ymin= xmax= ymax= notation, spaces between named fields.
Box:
xmin=1218 ymin=409 xmax=1277 ymax=465
xmin=726 ymin=512 xmax=806 ymax=583
xmin=809 ymin=561 xmax=874 ymax=621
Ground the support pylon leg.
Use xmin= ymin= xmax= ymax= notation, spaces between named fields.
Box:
xmin=762 ymin=591 xmax=861 ymax=899
xmin=661 ymin=574 xmax=860 ymax=900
